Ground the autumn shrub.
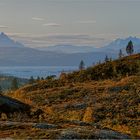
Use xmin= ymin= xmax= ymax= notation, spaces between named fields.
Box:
xmin=61 ymin=55 xmax=140 ymax=83
xmin=82 ymin=106 xmax=94 ymax=123
xmin=116 ymin=59 xmax=139 ymax=76
xmin=130 ymin=127 xmax=139 ymax=139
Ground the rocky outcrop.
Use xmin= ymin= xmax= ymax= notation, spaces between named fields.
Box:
xmin=0 ymin=120 xmax=132 ymax=139
xmin=59 ymin=128 xmax=130 ymax=139
xmin=32 ymin=123 xmax=58 ymax=129
xmin=0 ymin=94 xmax=31 ymax=118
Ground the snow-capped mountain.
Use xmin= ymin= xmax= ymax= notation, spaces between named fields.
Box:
xmin=103 ymin=36 xmax=140 ymax=53
xmin=0 ymin=33 xmax=139 ymax=66
xmin=0 ymin=32 xmax=116 ymax=66
xmin=38 ymin=36 xmax=140 ymax=54
xmin=0 ymin=32 xmax=24 ymax=48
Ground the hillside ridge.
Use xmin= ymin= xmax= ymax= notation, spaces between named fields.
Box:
xmin=4 ymin=53 xmax=140 ymax=138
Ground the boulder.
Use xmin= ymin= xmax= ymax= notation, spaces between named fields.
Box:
xmin=94 ymin=129 xmax=130 ymax=139
xmin=32 ymin=123 xmax=58 ymax=129
xmin=0 ymin=95 xmax=31 ymax=118
xmin=58 ymin=128 xmax=130 ymax=139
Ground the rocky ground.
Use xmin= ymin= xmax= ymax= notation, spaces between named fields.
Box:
xmin=0 ymin=121 xmax=131 ymax=139
xmin=0 ymin=54 xmax=140 ymax=139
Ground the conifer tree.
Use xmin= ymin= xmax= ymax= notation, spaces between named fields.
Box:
xmin=0 ymin=85 xmax=2 ymax=94
xmin=29 ymin=76 xmax=35 ymax=84
xmin=79 ymin=60 xmax=85 ymax=70
xmin=119 ymin=49 xmax=123 ymax=58
xmin=37 ymin=76 xmax=40 ymax=81
xmin=105 ymin=55 xmax=109 ymax=62
xmin=126 ymin=40 xmax=134 ymax=55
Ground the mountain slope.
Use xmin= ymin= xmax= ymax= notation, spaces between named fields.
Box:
xmin=0 ymin=33 xmax=139 ymax=66
xmin=0 ymin=33 xmax=117 ymax=66
xmin=8 ymin=53 xmax=140 ymax=138
xmin=37 ymin=36 xmax=140 ymax=55
xmin=103 ymin=36 xmax=140 ymax=53
xmin=0 ymin=32 xmax=24 ymax=48
xmin=0 ymin=46 xmax=116 ymax=66
xmin=39 ymin=45 xmax=98 ymax=53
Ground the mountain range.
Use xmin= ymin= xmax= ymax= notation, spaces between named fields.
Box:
xmin=39 ymin=45 xmax=97 ymax=53
xmin=0 ymin=32 xmax=24 ymax=48
xmin=0 ymin=32 xmax=139 ymax=66
xmin=37 ymin=36 xmax=140 ymax=54
xmin=102 ymin=36 xmax=140 ymax=54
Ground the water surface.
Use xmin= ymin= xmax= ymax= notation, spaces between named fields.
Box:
xmin=0 ymin=66 xmax=78 ymax=79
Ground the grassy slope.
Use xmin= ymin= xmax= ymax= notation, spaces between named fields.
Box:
xmin=8 ymin=54 xmax=140 ymax=138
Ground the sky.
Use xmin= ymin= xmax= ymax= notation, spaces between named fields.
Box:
xmin=0 ymin=0 xmax=140 ymax=49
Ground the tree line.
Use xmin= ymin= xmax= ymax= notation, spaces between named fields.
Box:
xmin=0 ymin=40 xmax=135 ymax=93
xmin=79 ymin=40 xmax=135 ymax=70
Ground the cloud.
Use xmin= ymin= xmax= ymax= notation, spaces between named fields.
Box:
xmin=0 ymin=25 xmax=8 ymax=28
xmin=32 ymin=17 xmax=44 ymax=21
xmin=9 ymin=33 xmax=108 ymax=49
xmin=47 ymin=34 xmax=104 ymax=41
xmin=43 ymin=23 xmax=61 ymax=27
xmin=77 ymin=20 xmax=97 ymax=24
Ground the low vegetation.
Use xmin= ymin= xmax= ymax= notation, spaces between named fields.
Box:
xmin=0 ymin=53 xmax=140 ymax=139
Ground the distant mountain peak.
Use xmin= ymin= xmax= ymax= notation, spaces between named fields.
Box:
xmin=1 ymin=32 xmax=6 ymax=35
xmin=0 ymin=32 xmax=24 ymax=48
xmin=128 ymin=36 xmax=137 ymax=39
xmin=0 ymin=32 xmax=10 ymax=39
xmin=126 ymin=36 xmax=140 ymax=42
xmin=0 ymin=32 xmax=5 ymax=35
xmin=103 ymin=36 xmax=140 ymax=53
xmin=0 ymin=32 xmax=5 ymax=36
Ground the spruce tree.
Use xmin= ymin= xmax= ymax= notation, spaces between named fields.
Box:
xmin=29 ymin=76 xmax=35 ymax=84
xmin=37 ymin=76 xmax=40 ymax=81
xmin=0 ymin=85 xmax=2 ymax=94
xmin=79 ymin=60 xmax=85 ymax=70
xmin=126 ymin=40 xmax=134 ymax=55
xmin=118 ymin=49 xmax=123 ymax=58
xmin=105 ymin=55 xmax=109 ymax=62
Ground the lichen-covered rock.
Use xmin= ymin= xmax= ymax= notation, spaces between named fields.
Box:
xmin=58 ymin=128 xmax=130 ymax=139
xmin=32 ymin=123 xmax=58 ymax=129
xmin=108 ymin=86 xmax=129 ymax=93
xmin=94 ymin=129 xmax=130 ymax=139
xmin=59 ymin=130 xmax=81 ymax=139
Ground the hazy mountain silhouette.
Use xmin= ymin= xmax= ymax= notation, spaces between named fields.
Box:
xmin=0 ymin=33 xmax=116 ymax=66
xmin=0 ymin=33 xmax=139 ymax=66
xmin=102 ymin=36 xmax=140 ymax=53
xmin=40 ymin=44 xmax=98 ymax=53
xmin=39 ymin=36 xmax=140 ymax=54
xmin=0 ymin=32 xmax=24 ymax=48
